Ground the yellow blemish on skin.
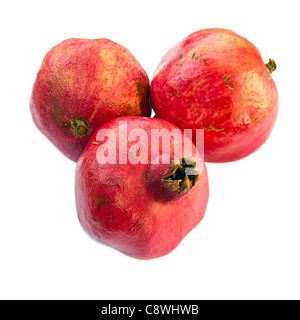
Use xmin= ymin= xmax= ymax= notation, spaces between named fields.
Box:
xmin=241 ymin=91 xmax=250 ymax=96
xmin=200 ymin=121 xmax=225 ymax=132
xmin=239 ymin=113 xmax=251 ymax=125
xmin=89 ymin=107 xmax=99 ymax=122
xmin=241 ymin=71 xmax=270 ymax=110
xmin=224 ymin=75 xmax=232 ymax=83
xmin=177 ymin=116 xmax=189 ymax=124
xmin=135 ymin=81 xmax=145 ymax=96
xmin=95 ymin=196 xmax=111 ymax=209
xmin=226 ymin=85 xmax=235 ymax=91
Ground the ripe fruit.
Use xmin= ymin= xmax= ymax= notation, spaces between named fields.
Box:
xmin=150 ymin=28 xmax=279 ymax=162
xmin=75 ymin=116 xmax=209 ymax=260
xmin=30 ymin=38 xmax=151 ymax=162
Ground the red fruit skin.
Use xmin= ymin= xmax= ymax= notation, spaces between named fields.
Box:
xmin=75 ymin=116 xmax=209 ymax=260
xmin=30 ymin=38 xmax=151 ymax=162
xmin=150 ymin=28 xmax=279 ymax=162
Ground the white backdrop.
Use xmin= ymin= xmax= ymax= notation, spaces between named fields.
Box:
xmin=1 ymin=0 xmax=299 ymax=300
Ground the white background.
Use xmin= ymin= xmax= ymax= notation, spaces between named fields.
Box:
xmin=1 ymin=0 xmax=299 ymax=300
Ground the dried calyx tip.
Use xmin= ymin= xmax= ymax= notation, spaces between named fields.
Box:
xmin=70 ymin=117 xmax=89 ymax=137
xmin=162 ymin=158 xmax=199 ymax=195
xmin=266 ymin=59 xmax=277 ymax=74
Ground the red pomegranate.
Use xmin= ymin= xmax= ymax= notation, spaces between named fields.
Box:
xmin=150 ymin=28 xmax=279 ymax=162
xmin=30 ymin=38 xmax=151 ymax=162
xmin=75 ymin=116 xmax=209 ymax=260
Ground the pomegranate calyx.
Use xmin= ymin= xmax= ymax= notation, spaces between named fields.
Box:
xmin=162 ymin=158 xmax=199 ymax=196
xmin=70 ymin=117 xmax=89 ymax=137
xmin=266 ymin=59 xmax=277 ymax=74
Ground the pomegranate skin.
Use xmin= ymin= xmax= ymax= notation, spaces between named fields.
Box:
xmin=150 ymin=28 xmax=279 ymax=162
xmin=75 ymin=116 xmax=209 ymax=260
xmin=30 ymin=38 xmax=151 ymax=162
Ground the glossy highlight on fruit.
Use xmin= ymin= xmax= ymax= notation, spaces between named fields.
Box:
xmin=150 ymin=28 xmax=279 ymax=162
xmin=30 ymin=38 xmax=151 ymax=161
xmin=75 ymin=116 xmax=209 ymax=260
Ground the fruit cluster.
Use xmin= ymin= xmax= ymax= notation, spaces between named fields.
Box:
xmin=30 ymin=28 xmax=278 ymax=260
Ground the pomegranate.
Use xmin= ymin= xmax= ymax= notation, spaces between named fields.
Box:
xmin=30 ymin=38 xmax=151 ymax=162
xmin=75 ymin=116 xmax=209 ymax=259
xmin=150 ymin=28 xmax=279 ymax=162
